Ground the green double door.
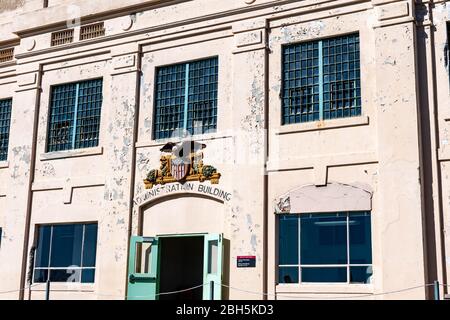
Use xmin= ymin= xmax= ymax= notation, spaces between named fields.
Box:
xmin=127 ymin=234 xmax=223 ymax=300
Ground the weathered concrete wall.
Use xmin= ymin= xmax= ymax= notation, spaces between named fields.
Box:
xmin=0 ymin=0 xmax=448 ymax=300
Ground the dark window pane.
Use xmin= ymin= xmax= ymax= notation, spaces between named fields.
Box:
xmin=350 ymin=266 xmax=373 ymax=284
xmin=278 ymin=215 xmax=298 ymax=265
xmin=49 ymin=268 xmax=81 ymax=282
xmin=81 ymin=269 xmax=96 ymax=283
xmin=301 ymin=267 xmax=347 ymax=283
xmin=50 ymin=224 xmax=83 ymax=268
xmin=82 ymin=224 xmax=98 ymax=267
xmin=349 ymin=212 xmax=372 ymax=264
xmin=279 ymin=267 xmax=299 ymax=284
xmin=300 ymin=213 xmax=347 ymax=264
xmin=35 ymin=226 xmax=51 ymax=268
xmin=33 ymin=269 xmax=48 ymax=283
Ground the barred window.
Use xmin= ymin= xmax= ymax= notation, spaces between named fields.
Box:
xmin=80 ymin=22 xmax=105 ymax=41
xmin=51 ymin=29 xmax=74 ymax=47
xmin=0 ymin=98 xmax=12 ymax=161
xmin=47 ymin=79 xmax=103 ymax=152
xmin=154 ymin=57 xmax=218 ymax=140
xmin=0 ymin=48 xmax=14 ymax=63
xmin=282 ymin=34 xmax=361 ymax=124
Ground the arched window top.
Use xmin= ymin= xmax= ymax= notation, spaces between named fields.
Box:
xmin=274 ymin=182 xmax=372 ymax=214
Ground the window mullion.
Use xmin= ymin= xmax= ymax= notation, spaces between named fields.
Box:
xmin=71 ymin=83 xmax=80 ymax=149
xmin=346 ymin=212 xmax=350 ymax=284
xmin=298 ymin=216 xmax=301 ymax=284
xmin=183 ymin=63 xmax=190 ymax=132
xmin=318 ymin=40 xmax=324 ymax=121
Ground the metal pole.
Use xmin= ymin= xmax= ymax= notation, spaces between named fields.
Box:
xmin=434 ymin=280 xmax=440 ymax=300
xmin=210 ymin=281 xmax=214 ymax=300
xmin=45 ymin=279 xmax=50 ymax=300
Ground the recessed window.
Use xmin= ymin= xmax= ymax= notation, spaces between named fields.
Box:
xmin=0 ymin=48 xmax=14 ymax=63
xmin=0 ymin=98 xmax=12 ymax=161
xmin=51 ymin=29 xmax=74 ymax=47
xmin=153 ymin=57 xmax=218 ymax=140
xmin=33 ymin=223 xmax=98 ymax=283
xmin=282 ymin=33 xmax=361 ymax=124
xmin=47 ymin=79 xmax=103 ymax=152
xmin=80 ymin=22 xmax=105 ymax=41
xmin=278 ymin=212 xmax=372 ymax=284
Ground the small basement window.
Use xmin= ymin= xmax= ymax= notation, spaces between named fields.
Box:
xmin=51 ymin=29 xmax=74 ymax=47
xmin=80 ymin=22 xmax=105 ymax=41
xmin=0 ymin=48 xmax=14 ymax=63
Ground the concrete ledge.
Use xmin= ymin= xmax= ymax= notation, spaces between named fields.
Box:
xmin=276 ymin=283 xmax=374 ymax=294
xmin=40 ymin=146 xmax=103 ymax=161
xmin=276 ymin=116 xmax=369 ymax=135
xmin=0 ymin=160 xmax=9 ymax=169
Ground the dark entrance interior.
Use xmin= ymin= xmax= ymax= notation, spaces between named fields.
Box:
xmin=159 ymin=236 xmax=204 ymax=300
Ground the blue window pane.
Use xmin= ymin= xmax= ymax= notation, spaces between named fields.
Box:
xmin=350 ymin=266 xmax=373 ymax=284
xmin=82 ymin=224 xmax=98 ymax=267
xmin=35 ymin=225 xmax=51 ymax=268
xmin=300 ymin=213 xmax=347 ymax=264
xmin=301 ymin=267 xmax=347 ymax=283
xmin=81 ymin=269 xmax=96 ymax=283
xmin=50 ymin=224 xmax=83 ymax=268
xmin=0 ymin=98 xmax=12 ymax=161
xmin=33 ymin=269 xmax=48 ymax=283
xmin=50 ymin=268 xmax=80 ymax=282
xmin=279 ymin=267 xmax=299 ymax=284
xmin=278 ymin=215 xmax=298 ymax=265
xmin=349 ymin=212 xmax=372 ymax=264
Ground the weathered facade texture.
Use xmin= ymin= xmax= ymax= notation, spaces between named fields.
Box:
xmin=0 ymin=0 xmax=449 ymax=300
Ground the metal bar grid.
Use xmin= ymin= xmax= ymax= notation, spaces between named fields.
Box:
xmin=0 ymin=47 xmax=14 ymax=63
xmin=282 ymin=41 xmax=320 ymax=124
xmin=154 ymin=63 xmax=186 ymax=139
xmin=282 ymin=33 xmax=361 ymax=124
xmin=51 ymin=29 xmax=74 ymax=47
xmin=0 ymin=98 xmax=12 ymax=161
xmin=322 ymin=34 xmax=361 ymax=119
xmin=80 ymin=22 xmax=105 ymax=41
xmin=47 ymin=79 xmax=102 ymax=152
xmin=186 ymin=57 xmax=218 ymax=135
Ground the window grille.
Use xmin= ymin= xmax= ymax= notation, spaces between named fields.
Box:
xmin=80 ymin=22 xmax=105 ymax=41
xmin=0 ymin=48 xmax=14 ymax=63
xmin=282 ymin=33 xmax=361 ymax=124
xmin=153 ymin=57 xmax=218 ymax=140
xmin=51 ymin=29 xmax=74 ymax=46
xmin=47 ymin=79 xmax=102 ymax=152
xmin=0 ymin=99 xmax=12 ymax=161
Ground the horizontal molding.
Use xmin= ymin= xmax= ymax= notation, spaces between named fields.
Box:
xmin=0 ymin=161 xmax=9 ymax=169
xmin=276 ymin=116 xmax=370 ymax=135
xmin=136 ymin=134 xmax=233 ymax=148
xmin=32 ymin=175 xmax=105 ymax=191
xmin=40 ymin=146 xmax=103 ymax=161
xmin=267 ymin=151 xmax=378 ymax=172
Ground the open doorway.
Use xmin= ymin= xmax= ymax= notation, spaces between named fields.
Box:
xmin=159 ymin=236 xmax=204 ymax=300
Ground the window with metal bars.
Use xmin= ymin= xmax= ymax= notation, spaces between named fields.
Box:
xmin=282 ymin=33 xmax=361 ymax=124
xmin=51 ymin=29 xmax=74 ymax=46
xmin=47 ymin=79 xmax=103 ymax=152
xmin=80 ymin=22 xmax=105 ymax=41
xmin=0 ymin=98 xmax=12 ymax=161
xmin=0 ymin=48 xmax=14 ymax=63
xmin=153 ymin=57 xmax=218 ymax=140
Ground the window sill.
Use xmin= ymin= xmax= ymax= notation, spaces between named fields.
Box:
xmin=276 ymin=283 xmax=374 ymax=294
xmin=40 ymin=146 xmax=103 ymax=161
xmin=276 ymin=116 xmax=369 ymax=135
xmin=31 ymin=282 xmax=95 ymax=292
xmin=136 ymin=132 xmax=233 ymax=148
xmin=0 ymin=161 xmax=8 ymax=169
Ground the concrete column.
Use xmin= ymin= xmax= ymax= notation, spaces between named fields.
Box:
xmin=372 ymin=0 xmax=428 ymax=299
xmin=0 ymin=63 xmax=41 ymax=299
xmin=228 ymin=18 xmax=268 ymax=299
xmin=96 ymin=43 xmax=140 ymax=299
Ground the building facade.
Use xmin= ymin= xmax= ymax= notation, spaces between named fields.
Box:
xmin=0 ymin=0 xmax=449 ymax=300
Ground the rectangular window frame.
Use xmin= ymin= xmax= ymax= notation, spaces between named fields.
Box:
xmin=0 ymin=98 xmax=12 ymax=161
xmin=152 ymin=56 xmax=219 ymax=140
xmin=281 ymin=33 xmax=361 ymax=125
xmin=278 ymin=211 xmax=372 ymax=285
xmin=33 ymin=222 xmax=98 ymax=284
xmin=46 ymin=78 xmax=103 ymax=152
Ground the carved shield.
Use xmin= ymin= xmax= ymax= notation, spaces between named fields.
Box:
xmin=171 ymin=158 xmax=189 ymax=181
